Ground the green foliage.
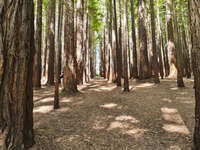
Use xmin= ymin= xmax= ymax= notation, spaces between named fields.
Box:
xmin=88 ymin=0 xmax=104 ymax=33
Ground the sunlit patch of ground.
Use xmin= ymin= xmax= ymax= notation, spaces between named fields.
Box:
xmin=33 ymin=77 xmax=194 ymax=150
xmin=0 ymin=133 xmax=3 ymax=149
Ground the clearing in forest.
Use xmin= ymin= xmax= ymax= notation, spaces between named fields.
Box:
xmin=33 ymin=78 xmax=194 ymax=150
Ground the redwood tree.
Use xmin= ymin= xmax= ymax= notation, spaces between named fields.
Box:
xmin=0 ymin=0 xmax=35 ymax=149
xmin=189 ymin=1 xmax=200 ymax=149
xmin=130 ymin=0 xmax=138 ymax=79
xmin=33 ymin=0 xmax=43 ymax=88
xmin=63 ymin=0 xmax=78 ymax=93
xmin=150 ymin=0 xmax=160 ymax=83
xmin=138 ymin=0 xmax=150 ymax=79
xmin=47 ymin=0 xmax=56 ymax=85
xmin=76 ymin=0 xmax=84 ymax=84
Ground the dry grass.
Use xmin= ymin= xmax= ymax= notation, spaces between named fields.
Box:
xmin=33 ymin=77 xmax=195 ymax=150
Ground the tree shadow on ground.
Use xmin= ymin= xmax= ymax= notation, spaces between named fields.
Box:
xmin=33 ymin=77 xmax=194 ymax=150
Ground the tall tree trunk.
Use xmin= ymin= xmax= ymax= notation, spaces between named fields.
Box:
xmin=123 ymin=0 xmax=130 ymax=92
xmin=43 ymin=35 xmax=48 ymax=77
xmin=108 ymin=0 xmax=114 ymax=82
xmin=156 ymin=0 xmax=164 ymax=79
xmin=150 ymin=0 xmax=160 ymax=83
xmin=138 ymin=0 xmax=150 ymax=79
xmin=63 ymin=0 xmax=78 ymax=93
xmin=166 ymin=0 xmax=184 ymax=87
xmin=47 ymin=0 xmax=56 ymax=85
xmin=76 ymin=0 xmax=84 ymax=84
xmin=113 ymin=0 xmax=121 ymax=86
xmin=119 ymin=0 xmax=123 ymax=80
xmin=189 ymin=1 xmax=200 ymax=149
xmin=130 ymin=0 xmax=138 ymax=79
xmin=0 ymin=0 xmax=35 ymax=149
xmin=180 ymin=0 xmax=191 ymax=79
xmin=103 ymin=27 xmax=106 ymax=79
xmin=173 ymin=10 xmax=185 ymax=87
xmin=33 ymin=0 xmax=42 ymax=88
xmin=54 ymin=0 xmax=63 ymax=109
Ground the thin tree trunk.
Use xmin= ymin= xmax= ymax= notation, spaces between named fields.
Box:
xmin=0 ymin=0 xmax=35 ymax=149
xmin=156 ymin=0 xmax=164 ymax=79
xmin=124 ymin=0 xmax=129 ymax=92
xmin=43 ymin=35 xmax=48 ymax=77
xmin=54 ymin=0 xmax=63 ymax=109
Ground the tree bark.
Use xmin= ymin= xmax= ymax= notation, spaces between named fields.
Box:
xmin=150 ymin=0 xmax=160 ymax=83
xmin=54 ymin=0 xmax=63 ymax=109
xmin=189 ymin=1 xmax=200 ymax=149
xmin=130 ymin=0 xmax=138 ymax=79
xmin=76 ymin=0 xmax=84 ymax=84
xmin=113 ymin=0 xmax=121 ymax=86
xmin=33 ymin=0 xmax=42 ymax=88
xmin=123 ymin=0 xmax=129 ymax=92
xmin=47 ymin=0 xmax=56 ymax=85
xmin=138 ymin=0 xmax=150 ymax=79
xmin=0 ymin=0 xmax=35 ymax=149
xmin=63 ymin=0 xmax=78 ymax=93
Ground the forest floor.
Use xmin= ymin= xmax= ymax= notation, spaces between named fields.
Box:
xmin=33 ymin=77 xmax=195 ymax=150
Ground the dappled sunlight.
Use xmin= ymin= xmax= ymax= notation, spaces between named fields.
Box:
xmin=162 ymin=114 xmax=183 ymax=124
xmin=169 ymin=145 xmax=181 ymax=150
xmin=100 ymin=103 xmax=118 ymax=109
xmin=35 ymin=97 xmax=53 ymax=104
xmin=0 ymin=134 xmax=3 ymax=149
xmin=134 ymin=83 xmax=154 ymax=89
xmin=60 ymin=98 xmax=73 ymax=103
xmin=162 ymin=124 xmax=190 ymax=135
xmin=33 ymin=77 xmax=194 ymax=149
xmin=161 ymin=98 xmax=172 ymax=103
xmin=161 ymin=107 xmax=178 ymax=114
xmin=107 ymin=120 xmax=147 ymax=139
xmin=107 ymin=115 xmax=146 ymax=139
xmin=34 ymin=105 xmax=53 ymax=114
xmin=108 ymin=121 xmax=131 ymax=130
xmin=161 ymin=107 xmax=190 ymax=135
xmin=170 ymin=87 xmax=179 ymax=90
xmin=115 ymin=115 xmax=139 ymax=124
xmin=98 ymin=85 xmax=116 ymax=91
xmin=124 ymin=128 xmax=148 ymax=139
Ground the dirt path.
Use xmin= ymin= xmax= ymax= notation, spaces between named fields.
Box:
xmin=33 ymin=78 xmax=195 ymax=150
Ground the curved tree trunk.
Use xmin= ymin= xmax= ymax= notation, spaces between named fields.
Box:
xmin=0 ymin=0 xmax=35 ymax=149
